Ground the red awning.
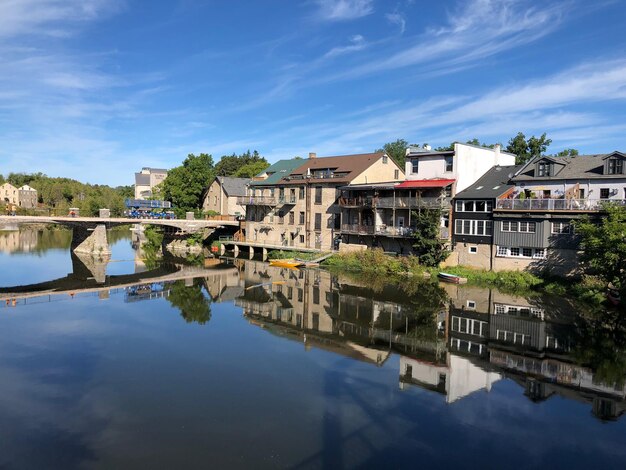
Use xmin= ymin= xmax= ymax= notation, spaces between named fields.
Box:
xmin=395 ymin=179 xmax=455 ymax=189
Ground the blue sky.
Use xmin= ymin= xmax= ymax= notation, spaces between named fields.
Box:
xmin=1 ymin=0 xmax=625 ymax=186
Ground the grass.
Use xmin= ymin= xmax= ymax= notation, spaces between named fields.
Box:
xmin=268 ymin=250 xmax=329 ymax=261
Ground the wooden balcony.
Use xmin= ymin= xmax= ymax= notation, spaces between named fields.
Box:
xmin=237 ymin=196 xmax=277 ymax=206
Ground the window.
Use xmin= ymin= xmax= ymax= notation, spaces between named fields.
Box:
xmin=299 ymin=211 xmax=305 ymax=224
xmin=299 ymin=235 xmax=305 ymax=243
xmin=412 ymin=159 xmax=419 ymax=174
xmin=382 ymin=155 xmax=388 ymax=164
xmin=394 ymin=169 xmax=399 ymax=179
xmin=600 ymin=188 xmax=610 ymax=199
xmin=608 ymin=158 xmax=624 ymax=175
xmin=497 ymin=246 xmax=508 ymax=257
xmin=289 ymin=211 xmax=294 ymax=224
xmin=315 ymin=186 xmax=322 ymax=204
xmin=519 ymin=221 xmax=536 ymax=233
xmin=314 ymin=213 xmax=322 ymax=230
xmin=313 ymin=288 xmax=320 ymax=305
xmin=297 ymin=289 xmax=303 ymax=302
xmin=455 ymin=219 xmax=492 ymax=236
xmin=469 ymin=246 xmax=478 ymax=254
xmin=522 ymin=248 xmax=533 ymax=257
xmin=299 ymin=187 xmax=305 ymax=199
xmin=279 ymin=188 xmax=285 ymax=200
xmin=496 ymin=246 xmax=546 ymax=259
xmin=455 ymin=200 xmax=492 ymax=212
xmin=533 ymin=248 xmax=546 ymax=259
xmin=467 ymin=300 xmax=476 ymax=309
xmin=538 ymin=162 xmax=551 ymax=177
xmin=445 ymin=155 xmax=454 ymax=172
xmin=551 ymin=222 xmax=570 ymax=234
xmin=510 ymin=247 xmax=520 ymax=256
xmin=278 ymin=210 xmax=284 ymax=224
xmin=502 ymin=220 xmax=518 ymax=232
xmin=451 ymin=316 xmax=486 ymax=337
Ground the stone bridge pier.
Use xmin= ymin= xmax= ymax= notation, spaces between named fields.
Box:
xmin=71 ymin=224 xmax=112 ymax=256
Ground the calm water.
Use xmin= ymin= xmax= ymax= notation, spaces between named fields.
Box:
xmin=0 ymin=227 xmax=625 ymax=469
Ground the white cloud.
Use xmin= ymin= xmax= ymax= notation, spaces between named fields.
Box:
xmin=322 ymin=35 xmax=367 ymax=59
xmin=385 ymin=12 xmax=406 ymax=34
xmin=315 ymin=0 xmax=374 ymax=21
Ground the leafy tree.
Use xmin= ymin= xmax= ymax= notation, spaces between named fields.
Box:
xmin=575 ymin=204 xmax=626 ymax=294
xmin=411 ymin=208 xmax=450 ymax=267
xmin=506 ymin=132 xmax=552 ymax=164
xmin=214 ymin=150 xmax=267 ymax=177
xmin=166 ymin=280 xmax=212 ymax=325
xmin=161 ymin=153 xmax=215 ymax=216
xmin=553 ymin=148 xmax=579 ymax=157
xmin=375 ymin=139 xmax=408 ymax=167
xmin=233 ymin=161 xmax=270 ymax=178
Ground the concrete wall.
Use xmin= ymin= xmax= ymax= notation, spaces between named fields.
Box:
xmin=454 ymin=242 xmax=492 ymax=270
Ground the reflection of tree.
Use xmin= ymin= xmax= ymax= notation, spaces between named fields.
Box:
xmin=166 ymin=280 xmax=212 ymax=325
xmin=573 ymin=309 xmax=626 ymax=388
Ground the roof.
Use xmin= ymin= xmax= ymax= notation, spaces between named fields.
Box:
xmin=280 ymin=152 xmax=392 ymax=185
xmin=250 ymin=159 xmax=305 ymax=186
xmin=217 ymin=176 xmax=251 ymax=197
xmin=513 ymin=152 xmax=626 ymax=181
xmin=338 ymin=181 xmax=401 ymax=191
xmin=455 ymin=165 xmax=521 ymax=199
xmin=18 ymin=185 xmax=36 ymax=191
xmin=142 ymin=167 xmax=168 ymax=173
xmin=396 ymin=178 xmax=455 ymax=189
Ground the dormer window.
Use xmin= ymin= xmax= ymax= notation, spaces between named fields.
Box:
xmin=608 ymin=158 xmax=624 ymax=175
xmin=538 ymin=162 xmax=551 ymax=177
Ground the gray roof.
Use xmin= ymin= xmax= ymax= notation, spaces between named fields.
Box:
xmin=513 ymin=152 xmax=626 ymax=181
xmin=217 ymin=176 xmax=251 ymax=197
xmin=455 ymin=165 xmax=521 ymax=199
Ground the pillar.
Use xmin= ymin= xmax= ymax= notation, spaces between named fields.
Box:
xmin=262 ymin=247 xmax=268 ymax=261
xmin=72 ymin=224 xmax=111 ymax=256
xmin=249 ymin=246 xmax=254 ymax=259
xmin=234 ymin=245 xmax=239 ymax=257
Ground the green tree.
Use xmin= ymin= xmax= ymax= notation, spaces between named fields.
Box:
xmin=167 ymin=280 xmax=212 ymax=325
xmin=411 ymin=208 xmax=450 ymax=267
xmin=233 ymin=161 xmax=270 ymax=178
xmin=506 ymin=132 xmax=552 ymax=164
xmin=575 ymin=204 xmax=626 ymax=294
xmin=214 ymin=150 xmax=267 ymax=177
xmin=553 ymin=148 xmax=579 ymax=157
xmin=376 ymin=139 xmax=408 ymax=167
xmin=161 ymin=153 xmax=215 ymax=216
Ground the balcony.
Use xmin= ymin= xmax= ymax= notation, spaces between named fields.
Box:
xmin=495 ymin=198 xmax=626 ymax=212
xmin=338 ymin=196 xmax=450 ymax=209
xmin=278 ymin=196 xmax=297 ymax=205
xmin=341 ymin=224 xmax=449 ymax=239
xmin=237 ymin=196 xmax=277 ymax=206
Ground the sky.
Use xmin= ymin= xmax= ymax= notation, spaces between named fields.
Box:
xmin=1 ymin=0 xmax=626 ymax=186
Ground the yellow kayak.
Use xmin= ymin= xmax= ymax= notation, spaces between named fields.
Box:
xmin=269 ymin=259 xmax=305 ymax=269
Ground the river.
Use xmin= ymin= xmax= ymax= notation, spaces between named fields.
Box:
xmin=0 ymin=226 xmax=625 ymax=469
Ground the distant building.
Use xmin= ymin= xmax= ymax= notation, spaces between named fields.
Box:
xmin=202 ymin=176 xmax=250 ymax=216
xmin=0 ymin=183 xmax=18 ymax=205
xmin=134 ymin=167 xmax=168 ymax=200
xmin=18 ymin=185 xmax=38 ymax=208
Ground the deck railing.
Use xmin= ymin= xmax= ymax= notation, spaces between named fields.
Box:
xmin=237 ymin=196 xmax=277 ymax=206
xmin=339 ymin=196 xmax=450 ymax=209
xmin=495 ymin=198 xmax=626 ymax=211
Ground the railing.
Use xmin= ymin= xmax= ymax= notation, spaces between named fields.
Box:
xmin=278 ymin=196 xmax=297 ymax=205
xmin=236 ymin=196 xmax=277 ymax=206
xmin=339 ymin=196 xmax=450 ymax=209
xmin=341 ymin=224 xmax=375 ymax=235
xmin=495 ymin=198 xmax=626 ymax=211
xmin=341 ymin=224 xmax=449 ymax=239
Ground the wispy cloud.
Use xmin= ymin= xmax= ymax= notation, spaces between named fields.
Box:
xmin=314 ymin=0 xmax=374 ymax=21
xmin=322 ymin=34 xmax=367 ymax=59
xmin=385 ymin=12 xmax=406 ymax=34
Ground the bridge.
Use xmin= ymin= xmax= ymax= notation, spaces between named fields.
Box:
xmin=0 ymin=215 xmax=239 ymax=255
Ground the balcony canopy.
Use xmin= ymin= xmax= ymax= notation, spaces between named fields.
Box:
xmin=395 ymin=179 xmax=455 ymax=189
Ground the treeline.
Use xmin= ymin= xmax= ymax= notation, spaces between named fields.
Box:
xmin=158 ymin=150 xmax=269 ymax=216
xmin=377 ymin=132 xmax=579 ymax=167
xmin=0 ymin=172 xmax=133 ymax=216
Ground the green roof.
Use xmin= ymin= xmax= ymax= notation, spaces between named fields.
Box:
xmin=249 ymin=159 xmax=305 ymax=186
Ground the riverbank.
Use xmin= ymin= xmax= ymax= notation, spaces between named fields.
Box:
xmin=320 ymin=250 xmax=608 ymax=306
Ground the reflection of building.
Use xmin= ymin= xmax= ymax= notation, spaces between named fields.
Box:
xmin=202 ymin=176 xmax=250 ymax=216
xmin=134 ymin=167 xmax=168 ymax=200
xmin=0 ymin=229 xmax=38 ymax=253
xmin=444 ymin=284 xmax=626 ymax=420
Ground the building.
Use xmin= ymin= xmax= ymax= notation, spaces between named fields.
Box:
xmin=492 ymin=152 xmax=626 ymax=274
xmin=241 ymin=153 xmax=402 ymax=250
xmin=450 ymin=165 xmax=520 ymax=269
xmin=202 ymin=176 xmax=250 ymax=216
xmin=0 ymin=183 xmax=18 ymax=205
xmin=17 ymin=185 xmax=38 ymax=208
xmin=134 ymin=167 xmax=168 ymax=200
xmin=338 ymin=143 xmax=515 ymax=254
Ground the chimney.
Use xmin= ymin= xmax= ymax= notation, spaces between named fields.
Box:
xmin=308 ymin=152 xmax=317 ymax=159
xmin=494 ymin=144 xmax=501 ymax=160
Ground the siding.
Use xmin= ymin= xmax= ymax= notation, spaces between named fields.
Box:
xmin=493 ymin=218 xmax=548 ymax=248
xmin=489 ymin=315 xmax=546 ymax=351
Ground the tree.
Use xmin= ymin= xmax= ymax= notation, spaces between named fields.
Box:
xmin=412 ymin=208 xmax=450 ymax=267
xmin=167 ymin=280 xmax=212 ymax=325
xmin=506 ymin=132 xmax=552 ymax=164
xmin=161 ymin=153 xmax=215 ymax=216
xmin=214 ymin=150 xmax=267 ymax=177
xmin=575 ymin=204 xmax=626 ymax=294
xmin=375 ymin=139 xmax=408 ymax=167
xmin=233 ymin=161 xmax=270 ymax=178
xmin=553 ymin=148 xmax=579 ymax=157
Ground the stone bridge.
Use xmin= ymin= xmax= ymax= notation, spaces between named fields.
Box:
xmin=0 ymin=215 xmax=239 ymax=255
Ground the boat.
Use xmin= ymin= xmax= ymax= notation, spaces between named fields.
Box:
xmin=269 ymin=259 xmax=305 ymax=269
xmin=437 ymin=272 xmax=468 ymax=284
